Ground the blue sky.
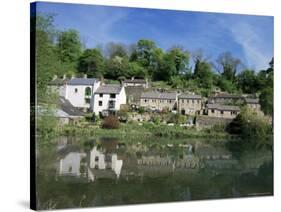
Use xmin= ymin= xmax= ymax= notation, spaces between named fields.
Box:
xmin=35 ymin=2 xmax=273 ymax=71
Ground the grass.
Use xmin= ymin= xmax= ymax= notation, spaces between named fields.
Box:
xmin=61 ymin=121 xmax=234 ymax=141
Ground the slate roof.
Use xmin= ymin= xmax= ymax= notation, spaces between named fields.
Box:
xmin=210 ymin=93 xmax=243 ymax=99
xmin=125 ymin=86 xmax=144 ymax=101
xmin=245 ymin=98 xmax=259 ymax=104
xmin=159 ymin=92 xmax=177 ymax=100
xmin=207 ymin=104 xmax=240 ymax=111
xmin=67 ymin=78 xmax=97 ymax=85
xmin=124 ymin=79 xmax=146 ymax=83
xmin=95 ymin=84 xmax=122 ymax=94
xmin=58 ymin=97 xmax=84 ymax=117
xmin=49 ymin=78 xmax=68 ymax=86
xmin=179 ymin=94 xmax=201 ymax=99
xmin=140 ymin=91 xmax=177 ymax=100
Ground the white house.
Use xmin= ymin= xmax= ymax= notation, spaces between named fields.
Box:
xmin=65 ymin=77 xmax=100 ymax=110
xmin=58 ymin=152 xmax=87 ymax=176
xmin=90 ymin=146 xmax=123 ymax=179
xmin=92 ymin=84 xmax=126 ymax=115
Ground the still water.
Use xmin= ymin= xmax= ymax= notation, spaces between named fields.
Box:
xmin=36 ymin=136 xmax=273 ymax=210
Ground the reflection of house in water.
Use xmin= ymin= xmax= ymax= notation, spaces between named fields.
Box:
xmin=89 ymin=147 xmax=123 ymax=179
xmin=58 ymin=147 xmax=87 ymax=177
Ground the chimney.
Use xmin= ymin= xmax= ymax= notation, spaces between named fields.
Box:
xmin=62 ymin=74 xmax=66 ymax=80
xmin=52 ymin=75 xmax=57 ymax=80
xmin=83 ymin=74 xmax=87 ymax=78
xmin=131 ymin=76 xmax=135 ymax=80
xmin=71 ymin=74 xmax=75 ymax=79
xmin=100 ymin=76 xmax=104 ymax=85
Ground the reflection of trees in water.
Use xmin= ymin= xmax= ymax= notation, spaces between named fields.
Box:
xmin=36 ymin=136 xmax=273 ymax=209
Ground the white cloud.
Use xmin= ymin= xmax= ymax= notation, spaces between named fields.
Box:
xmin=223 ymin=20 xmax=272 ymax=71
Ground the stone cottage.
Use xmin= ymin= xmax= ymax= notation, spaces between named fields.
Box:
xmin=140 ymin=91 xmax=177 ymax=111
xmin=178 ymin=94 xmax=202 ymax=115
xmin=206 ymin=104 xmax=240 ymax=119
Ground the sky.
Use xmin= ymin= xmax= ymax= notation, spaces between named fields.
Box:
xmin=35 ymin=2 xmax=273 ymax=71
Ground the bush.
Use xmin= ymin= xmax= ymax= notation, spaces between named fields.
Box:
xmin=168 ymin=113 xmax=187 ymax=124
xmin=101 ymin=115 xmax=120 ymax=129
xmin=138 ymin=106 xmax=145 ymax=114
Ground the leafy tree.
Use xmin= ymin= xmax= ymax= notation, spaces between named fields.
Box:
xmin=78 ymin=48 xmax=105 ymax=77
xmin=57 ymin=29 xmax=82 ymax=63
xmin=217 ymin=78 xmax=238 ymax=93
xmin=127 ymin=62 xmax=147 ymax=78
xmin=193 ymin=60 xmax=213 ymax=89
xmin=166 ymin=47 xmax=189 ymax=74
xmin=259 ymin=58 xmax=274 ymax=116
xmin=105 ymin=56 xmax=128 ymax=79
xmin=34 ymin=14 xmax=60 ymax=101
xmin=134 ymin=39 xmax=157 ymax=66
xmin=227 ymin=107 xmax=271 ymax=139
xmin=260 ymin=87 xmax=273 ymax=116
xmin=237 ymin=69 xmax=258 ymax=93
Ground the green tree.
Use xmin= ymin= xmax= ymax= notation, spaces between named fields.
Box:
xmin=78 ymin=48 xmax=105 ymax=77
xmin=57 ymin=29 xmax=82 ymax=63
xmin=105 ymin=56 xmax=128 ymax=79
xmin=134 ymin=39 xmax=157 ymax=67
xmin=260 ymin=87 xmax=273 ymax=116
xmin=193 ymin=60 xmax=214 ymax=89
xmin=33 ymin=14 xmax=60 ymax=101
xmin=237 ymin=69 xmax=258 ymax=93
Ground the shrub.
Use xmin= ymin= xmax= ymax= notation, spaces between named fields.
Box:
xmin=138 ymin=106 xmax=145 ymax=114
xmin=101 ymin=115 xmax=120 ymax=129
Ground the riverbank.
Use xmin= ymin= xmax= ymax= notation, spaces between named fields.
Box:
xmin=61 ymin=121 xmax=236 ymax=140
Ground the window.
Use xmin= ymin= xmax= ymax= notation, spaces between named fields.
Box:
xmin=220 ymin=111 xmax=224 ymax=114
xmin=74 ymin=88 xmax=78 ymax=93
xmin=98 ymin=101 xmax=103 ymax=106
xmin=192 ymin=99 xmax=194 ymax=103
xmin=144 ymin=99 xmax=148 ymax=103
xmin=85 ymin=98 xmax=91 ymax=104
xmin=168 ymin=100 xmax=172 ymax=103
xmin=85 ymin=87 xmax=91 ymax=96
xmin=110 ymin=94 xmax=116 ymax=98
xmin=211 ymin=109 xmax=215 ymax=113
xmin=197 ymin=100 xmax=200 ymax=104
xmin=152 ymin=99 xmax=156 ymax=103
xmin=182 ymin=99 xmax=184 ymax=103
xmin=95 ymin=156 xmax=99 ymax=162
xmin=99 ymin=94 xmax=103 ymax=98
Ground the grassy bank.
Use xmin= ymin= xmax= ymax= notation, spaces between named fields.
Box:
xmin=61 ymin=122 xmax=235 ymax=140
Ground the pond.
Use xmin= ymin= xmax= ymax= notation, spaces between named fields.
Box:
xmin=36 ymin=136 xmax=273 ymax=210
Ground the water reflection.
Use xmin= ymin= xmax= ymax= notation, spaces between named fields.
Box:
xmin=37 ymin=136 xmax=273 ymax=209
xmin=55 ymin=136 xmax=272 ymax=181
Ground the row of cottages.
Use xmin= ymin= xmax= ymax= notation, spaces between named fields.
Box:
xmin=139 ymin=91 xmax=203 ymax=115
xmin=48 ymin=75 xmax=126 ymax=115
xmin=206 ymin=104 xmax=240 ymax=119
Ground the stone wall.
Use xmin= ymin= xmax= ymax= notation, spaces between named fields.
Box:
xmin=195 ymin=115 xmax=233 ymax=129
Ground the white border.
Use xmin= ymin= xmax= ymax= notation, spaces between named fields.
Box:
xmin=0 ymin=0 xmax=279 ymax=212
